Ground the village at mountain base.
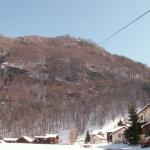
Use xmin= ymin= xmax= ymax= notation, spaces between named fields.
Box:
xmin=0 ymin=103 xmax=150 ymax=148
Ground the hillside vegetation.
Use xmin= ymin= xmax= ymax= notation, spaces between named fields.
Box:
xmin=0 ymin=35 xmax=150 ymax=137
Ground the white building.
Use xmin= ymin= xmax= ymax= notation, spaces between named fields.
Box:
xmin=107 ymin=126 xmax=126 ymax=144
xmin=90 ymin=129 xmax=106 ymax=144
xmin=138 ymin=103 xmax=150 ymax=143
xmin=138 ymin=104 xmax=150 ymax=123
xmin=91 ymin=134 xmax=106 ymax=144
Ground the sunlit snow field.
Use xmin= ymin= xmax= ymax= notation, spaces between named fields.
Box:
xmin=1 ymin=143 xmax=150 ymax=150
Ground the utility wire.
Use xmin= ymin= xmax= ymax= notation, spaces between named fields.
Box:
xmin=100 ymin=9 xmax=150 ymax=44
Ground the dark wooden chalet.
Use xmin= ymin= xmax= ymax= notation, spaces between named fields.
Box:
xmin=16 ymin=136 xmax=33 ymax=143
xmin=33 ymin=134 xmax=59 ymax=144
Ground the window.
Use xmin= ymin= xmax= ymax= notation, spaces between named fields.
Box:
xmin=140 ymin=115 xmax=143 ymax=121
xmin=118 ymin=134 xmax=121 ymax=138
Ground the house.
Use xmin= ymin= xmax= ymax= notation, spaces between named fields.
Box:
xmin=138 ymin=104 xmax=150 ymax=123
xmin=138 ymin=104 xmax=150 ymax=136
xmin=138 ymin=104 xmax=150 ymax=144
xmin=91 ymin=134 xmax=106 ymax=144
xmin=3 ymin=138 xmax=18 ymax=143
xmin=90 ymin=129 xmax=106 ymax=144
xmin=107 ymin=126 xmax=126 ymax=144
xmin=91 ymin=129 xmax=105 ymax=137
xmin=33 ymin=134 xmax=59 ymax=144
xmin=16 ymin=136 xmax=33 ymax=143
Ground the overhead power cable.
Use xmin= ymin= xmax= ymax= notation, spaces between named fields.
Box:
xmin=100 ymin=9 xmax=150 ymax=44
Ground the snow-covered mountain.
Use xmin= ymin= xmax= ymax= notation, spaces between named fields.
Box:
xmin=0 ymin=35 xmax=150 ymax=138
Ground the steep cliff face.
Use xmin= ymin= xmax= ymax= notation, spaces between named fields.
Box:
xmin=0 ymin=35 xmax=150 ymax=137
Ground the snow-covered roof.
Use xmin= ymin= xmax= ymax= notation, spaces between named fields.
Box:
xmin=45 ymin=134 xmax=58 ymax=138
xmin=3 ymin=138 xmax=18 ymax=141
xmin=107 ymin=126 xmax=126 ymax=134
xmin=138 ymin=103 xmax=150 ymax=115
xmin=142 ymin=122 xmax=150 ymax=128
xmin=34 ymin=134 xmax=58 ymax=139
xmin=34 ymin=136 xmax=48 ymax=139
xmin=20 ymin=136 xmax=33 ymax=142
xmin=92 ymin=134 xmax=106 ymax=139
xmin=91 ymin=129 xmax=104 ymax=135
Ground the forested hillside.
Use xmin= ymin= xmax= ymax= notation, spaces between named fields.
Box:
xmin=0 ymin=35 xmax=150 ymax=137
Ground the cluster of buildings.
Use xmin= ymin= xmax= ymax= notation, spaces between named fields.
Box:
xmin=89 ymin=103 xmax=150 ymax=144
xmin=0 ymin=103 xmax=150 ymax=145
xmin=1 ymin=134 xmax=59 ymax=144
xmin=88 ymin=126 xmax=126 ymax=144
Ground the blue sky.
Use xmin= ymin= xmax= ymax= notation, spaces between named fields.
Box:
xmin=0 ymin=0 xmax=150 ymax=66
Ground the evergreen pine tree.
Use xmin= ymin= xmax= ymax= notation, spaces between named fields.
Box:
xmin=117 ymin=119 xmax=124 ymax=126
xmin=85 ymin=130 xmax=90 ymax=143
xmin=125 ymin=104 xmax=142 ymax=145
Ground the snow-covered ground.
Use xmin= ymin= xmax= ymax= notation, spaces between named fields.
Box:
xmin=0 ymin=143 xmax=150 ymax=150
xmin=93 ymin=143 xmax=150 ymax=149
xmin=1 ymin=143 xmax=85 ymax=150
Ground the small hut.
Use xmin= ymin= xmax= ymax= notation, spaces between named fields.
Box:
xmin=3 ymin=138 xmax=18 ymax=143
